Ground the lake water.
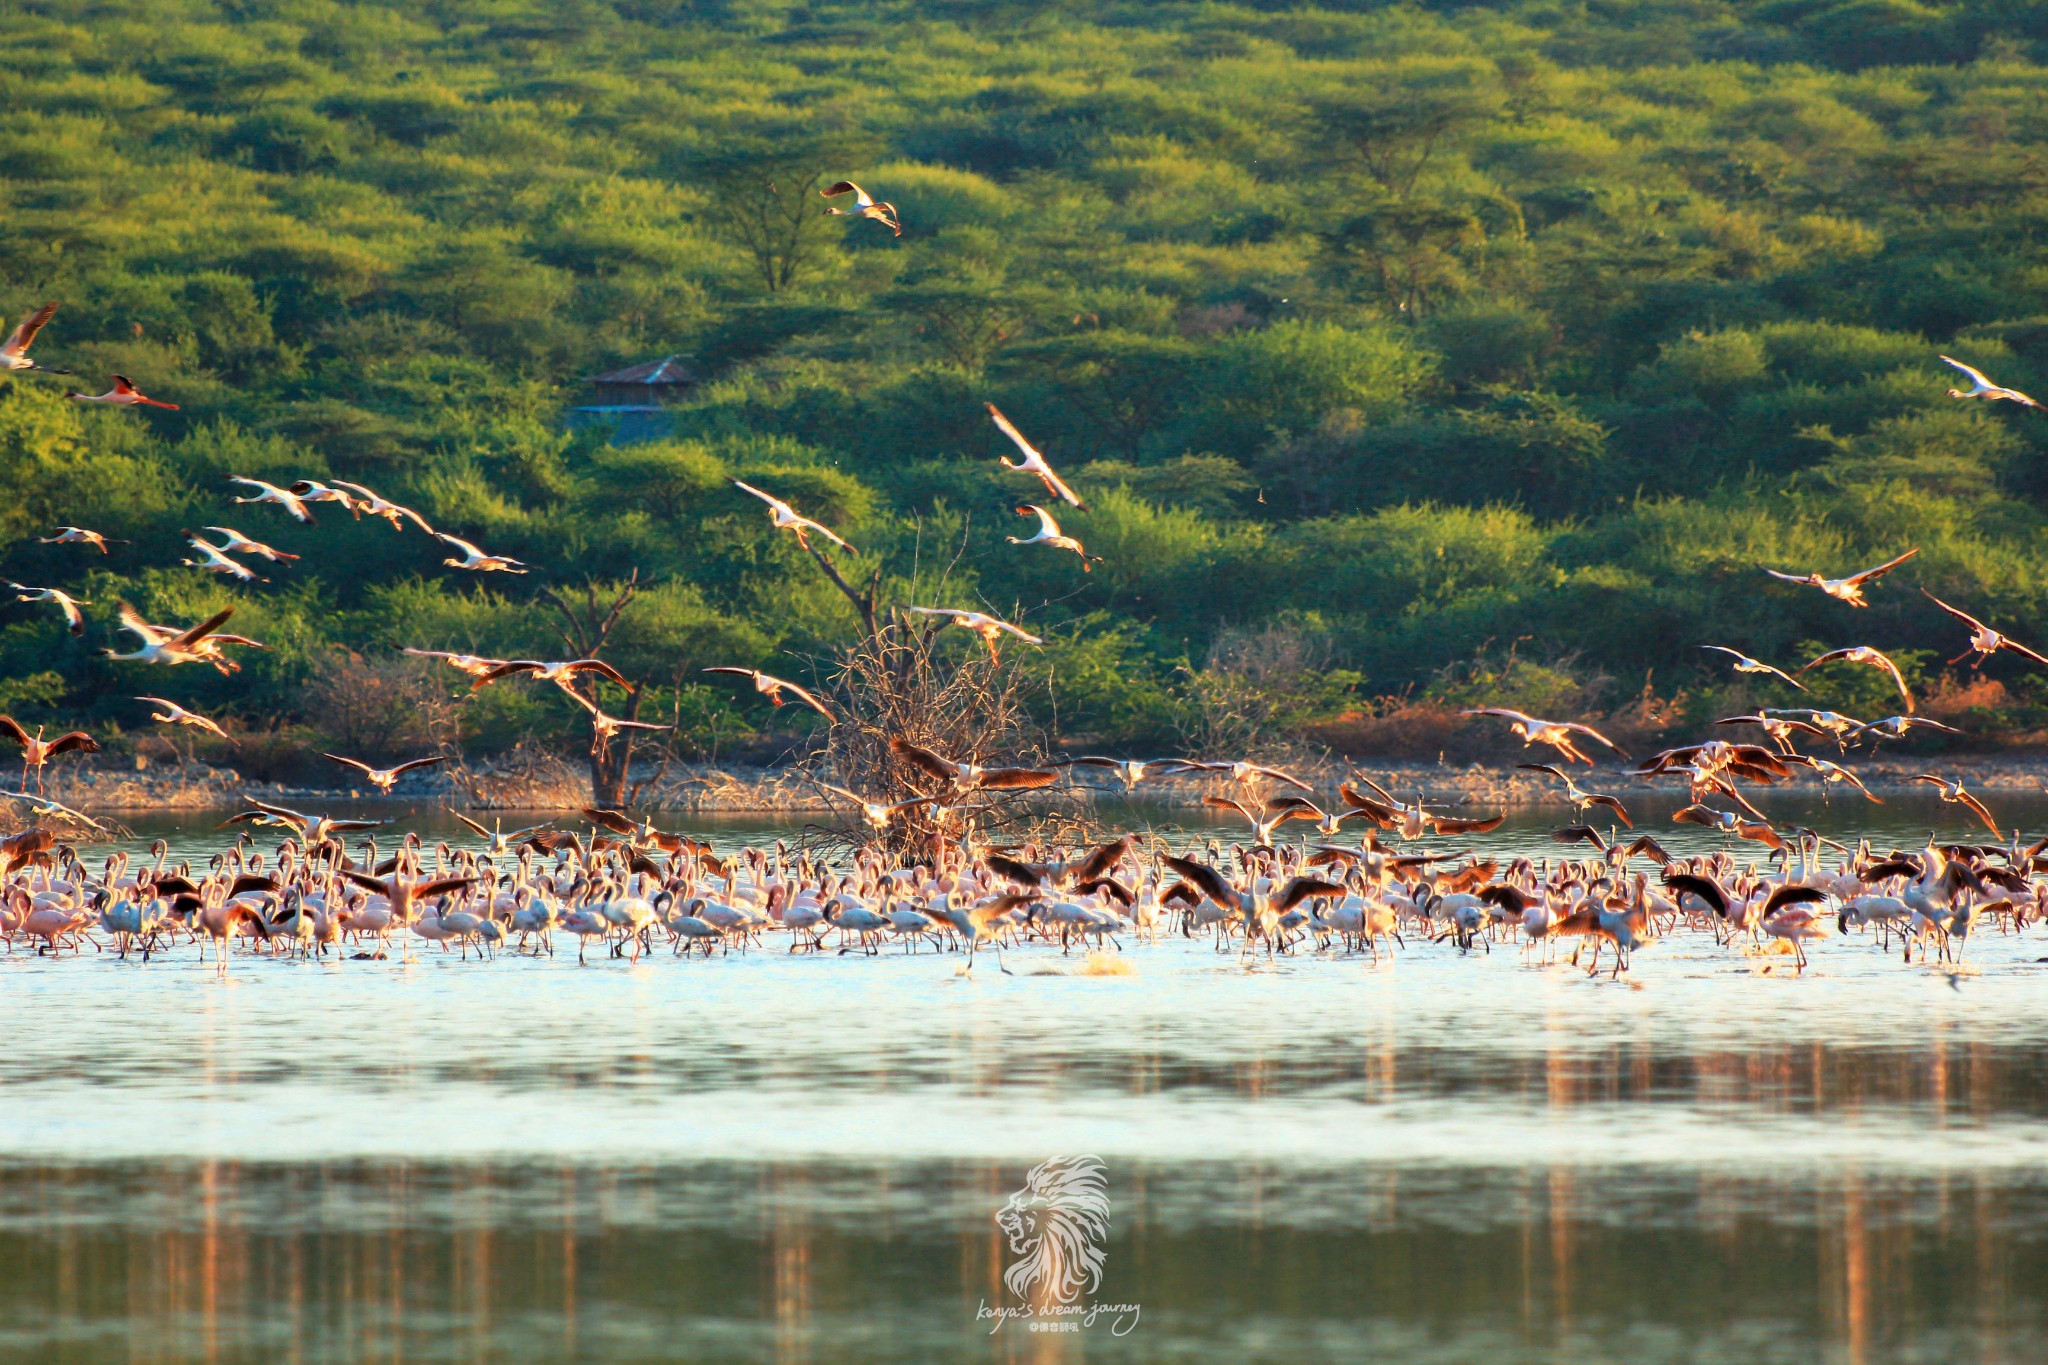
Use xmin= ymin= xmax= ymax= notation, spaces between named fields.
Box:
xmin=5 ymin=793 xmax=2048 ymax=1363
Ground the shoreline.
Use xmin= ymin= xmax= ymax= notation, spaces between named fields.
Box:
xmin=24 ymin=753 xmax=2048 ymax=816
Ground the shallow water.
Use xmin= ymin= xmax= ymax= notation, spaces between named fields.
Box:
xmin=5 ymin=794 xmax=2048 ymax=1362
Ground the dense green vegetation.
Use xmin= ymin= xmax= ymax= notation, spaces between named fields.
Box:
xmin=7 ymin=0 xmax=2048 ymax=769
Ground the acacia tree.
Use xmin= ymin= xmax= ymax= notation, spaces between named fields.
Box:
xmin=689 ymin=126 xmax=874 ymax=293
xmin=1325 ymin=197 xmax=1486 ymax=319
xmin=1310 ymin=66 xmax=1504 ymax=199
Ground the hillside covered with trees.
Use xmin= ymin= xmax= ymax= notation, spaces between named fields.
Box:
xmin=6 ymin=0 xmax=2048 ymax=775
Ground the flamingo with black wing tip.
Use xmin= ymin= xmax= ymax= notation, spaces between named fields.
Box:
xmin=1852 ymin=714 xmax=1962 ymax=745
xmin=815 ymin=782 xmax=932 ymax=831
xmin=321 ymin=753 xmax=446 ymax=794
xmin=1912 ymin=774 xmax=2003 ymax=839
xmin=562 ymin=687 xmax=676 ymax=742
xmin=470 ymin=657 xmax=632 ymax=693
xmin=1701 ymin=645 xmax=1806 ymax=691
xmin=1006 ymin=503 xmax=1100 ymax=570
xmin=203 ymin=527 xmax=298 ymax=563
xmin=1921 ymin=590 xmax=2048 ymax=670
xmin=67 ymin=375 xmax=177 ymax=409
xmin=888 ymin=736 xmax=1059 ymax=792
xmin=702 ymin=667 xmax=836 ymax=720
xmin=181 ymin=535 xmax=265 ymax=583
xmin=0 ymin=718 xmax=99 ymax=792
xmin=228 ymin=477 xmax=313 ymax=523
xmin=402 ymin=648 xmax=511 ymax=679
xmin=1516 ymin=763 xmax=1633 ymax=827
xmin=821 ymin=180 xmax=902 ymax=236
xmin=1714 ymin=712 xmax=1827 ymax=754
xmin=287 ymin=480 xmax=358 ymax=515
xmin=1797 ymin=645 xmax=1916 ymax=713
xmin=37 ymin=526 xmax=123 ymax=553
xmin=332 ymin=482 xmax=435 ymax=534
xmin=1054 ymin=756 xmax=1181 ymax=793
xmin=1764 ymin=548 xmax=1918 ymax=607
xmin=101 ymin=603 xmax=237 ymax=668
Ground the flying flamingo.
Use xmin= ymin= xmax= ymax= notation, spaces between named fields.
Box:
xmin=732 ymin=481 xmax=855 ymax=552
xmin=904 ymin=606 xmax=1043 ymax=659
xmin=1921 ymin=590 xmax=2048 ymax=670
xmin=1461 ymin=708 xmax=1627 ymax=764
xmin=321 ymin=753 xmax=446 ymax=794
xmin=1939 ymin=355 xmax=2039 ymax=408
xmin=1764 ymin=548 xmax=1918 ymax=607
xmin=67 ymin=375 xmax=178 ymax=409
xmin=136 ymin=696 xmax=234 ymax=743
xmin=37 ymin=526 xmax=123 ymax=553
xmin=1701 ymin=645 xmax=1806 ymax=691
xmin=821 ymin=180 xmax=902 ymax=236
xmin=1797 ymin=645 xmax=1915 ymax=712
xmin=203 ymin=527 xmax=298 ymax=562
xmin=6 ymin=583 xmax=87 ymax=634
xmin=985 ymin=404 xmax=1086 ymax=509
xmin=0 ymin=717 xmax=99 ymax=792
xmin=101 ymin=603 xmax=237 ymax=668
xmin=228 ymin=477 xmax=313 ymax=522
xmin=0 ymin=302 xmax=66 ymax=375
xmin=181 ymin=535 xmax=265 ymax=582
xmin=436 ymin=532 xmax=528 ymax=574
xmin=702 ymin=667 xmax=836 ymax=720
xmin=1006 ymin=504 xmax=1099 ymax=570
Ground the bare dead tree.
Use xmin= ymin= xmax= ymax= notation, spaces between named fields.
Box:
xmin=540 ymin=569 xmax=644 ymax=807
xmin=792 ymin=525 xmax=1054 ymax=858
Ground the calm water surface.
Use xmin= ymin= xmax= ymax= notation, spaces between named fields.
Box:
xmin=5 ymin=794 xmax=2048 ymax=1362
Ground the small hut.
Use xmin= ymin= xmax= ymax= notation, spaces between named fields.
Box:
xmin=568 ymin=355 xmax=696 ymax=442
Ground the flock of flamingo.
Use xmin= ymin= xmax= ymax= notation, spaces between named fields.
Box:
xmin=3 ymin=192 xmax=2048 ymax=979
